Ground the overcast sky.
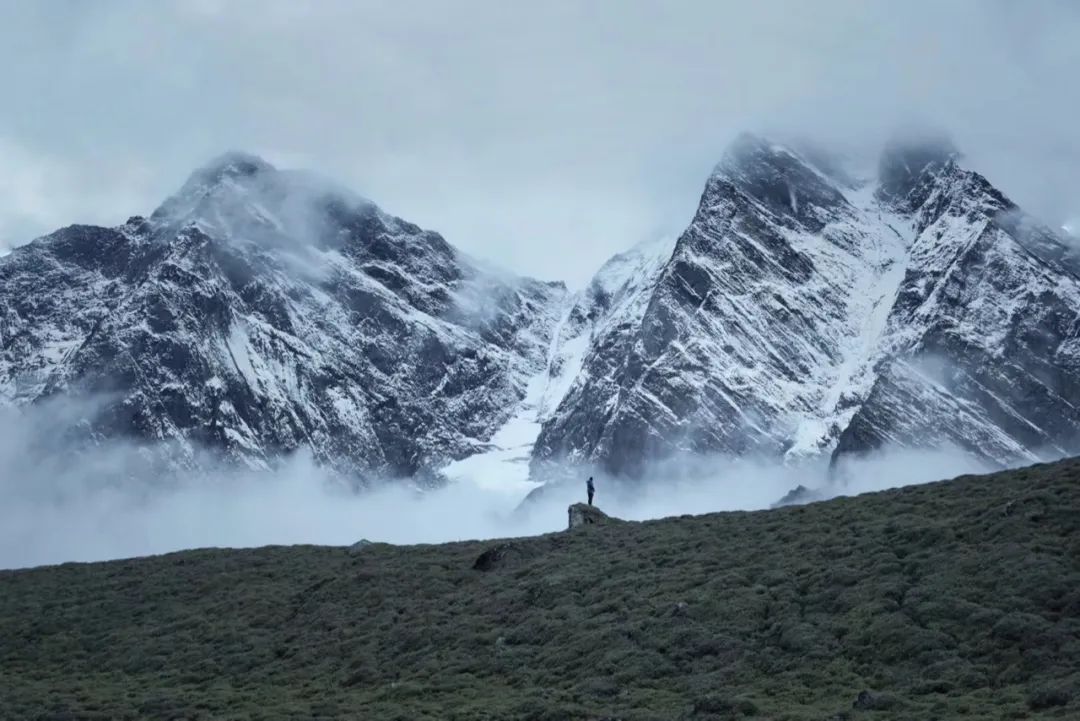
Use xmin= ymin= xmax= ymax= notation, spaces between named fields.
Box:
xmin=1 ymin=0 xmax=1077 ymax=285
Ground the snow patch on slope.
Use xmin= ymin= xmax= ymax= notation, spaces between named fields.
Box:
xmin=783 ymin=182 xmax=914 ymax=458
xmin=441 ymin=233 xmax=677 ymax=486
xmin=441 ymin=369 xmax=547 ymax=493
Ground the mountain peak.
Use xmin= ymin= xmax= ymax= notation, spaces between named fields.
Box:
xmin=176 ymin=151 xmax=278 ymax=198
xmin=195 ymin=151 xmax=276 ymax=182
xmin=150 ymin=151 xmax=280 ymax=225
xmin=702 ymin=132 xmax=850 ymax=232
xmin=711 ymin=132 xmax=786 ymax=176
xmin=878 ymin=128 xmax=960 ymax=201
xmin=710 ymin=132 xmax=852 ymax=192
xmin=146 ymin=152 xmax=382 ymax=249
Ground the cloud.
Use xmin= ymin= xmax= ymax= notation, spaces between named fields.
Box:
xmin=0 ymin=137 xmax=152 ymax=253
xmin=0 ymin=396 xmax=1002 ymax=570
xmin=0 ymin=1 xmax=1077 ymax=283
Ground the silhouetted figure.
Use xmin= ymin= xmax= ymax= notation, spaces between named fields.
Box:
xmin=586 ymin=476 xmax=595 ymax=506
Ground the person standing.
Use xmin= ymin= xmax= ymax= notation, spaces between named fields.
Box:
xmin=586 ymin=476 xmax=595 ymax=506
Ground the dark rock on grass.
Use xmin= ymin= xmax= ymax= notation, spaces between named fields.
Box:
xmin=771 ymin=483 xmax=829 ymax=508
xmin=567 ymin=502 xmax=617 ymax=529
xmin=472 ymin=542 xmax=535 ymax=572
xmin=347 ymin=539 xmax=381 ymax=555
xmin=852 ymin=690 xmax=896 ymax=711
xmin=478 ymin=504 xmax=621 ymax=570
xmin=1027 ymin=686 xmax=1072 ymax=710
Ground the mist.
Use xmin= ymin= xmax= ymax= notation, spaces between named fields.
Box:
xmin=0 ymin=397 xmax=1002 ymax=570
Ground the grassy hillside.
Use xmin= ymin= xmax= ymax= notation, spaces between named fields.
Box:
xmin=2 ymin=460 xmax=1079 ymax=721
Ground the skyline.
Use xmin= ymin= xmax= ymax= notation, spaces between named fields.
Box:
xmin=1 ymin=0 xmax=1078 ymax=286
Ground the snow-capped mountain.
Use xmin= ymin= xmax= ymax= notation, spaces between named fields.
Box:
xmin=0 ymin=153 xmax=566 ymax=483
xmin=3 ymin=137 xmax=1077 ymax=488
xmin=527 ymin=133 xmax=1080 ymax=477
xmin=833 ymin=138 xmax=1080 ymax=467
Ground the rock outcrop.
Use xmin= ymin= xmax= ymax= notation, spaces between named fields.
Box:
xmin=346 ymin=539 xmax=387 ymax=556
xmin=567 ymin=503 xmax=615 ymax=529
xmin=472 ymin=541 xmax=537 ymax=572
xmin=771 ymin=484 xmax=830 ymax=508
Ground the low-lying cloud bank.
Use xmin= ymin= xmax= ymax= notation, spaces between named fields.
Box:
xmin=0 ymin=399 xmax=1014 ymax=570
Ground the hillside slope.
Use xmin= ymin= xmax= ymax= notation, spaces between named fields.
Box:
xmin=2 ymin=459 xmax=1078 ymax=720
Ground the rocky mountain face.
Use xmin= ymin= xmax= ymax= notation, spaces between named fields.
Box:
xmin=3 ymin=137 xmax=1078 ymax=487
xmin=0 ymin=153 xmax=566 ymax=483
xmin=833 ymin=140 xmax=1080 ymax=468
xmin=530 ymin=133 xmax=1080 ymax=478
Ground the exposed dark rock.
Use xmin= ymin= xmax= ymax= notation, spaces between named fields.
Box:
xmin=567 ymin=503 xmax=616 ymax=529
xmin=877 ymin=128 xmax=959 ymax=203
xmin=472 ymin=542 xmax=535 ymax=572
xmin=772 ymin=484 xmax=829 ymax=508
xmin=852 ymin=690 xmax=895 ymax=711
xmin=346 ymin=539 xmax=383 ymax=556
xmin=0 ymin=152 xmax=566 ymax=485
xmin=532 ymin=133 xmax=1080 ymax=479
